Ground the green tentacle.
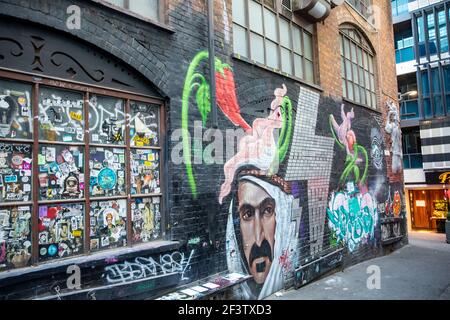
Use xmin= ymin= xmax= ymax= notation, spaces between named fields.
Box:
xmin=182 ymin=51 xmax=209 ymax=198
xmin=278 ymin=96 xmax=293 ymax=162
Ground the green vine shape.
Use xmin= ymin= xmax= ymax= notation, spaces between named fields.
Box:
xmin=278 ymin=95 xmax=293 ymax=163
xmin=182 ymin=51 xmax=210 ymax=198
xmin=329 ymin=115 xmax=368 ymax=186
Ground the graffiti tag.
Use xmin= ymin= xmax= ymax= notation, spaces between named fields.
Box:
xmin=103 ymin=250 xmax=194 ymax=284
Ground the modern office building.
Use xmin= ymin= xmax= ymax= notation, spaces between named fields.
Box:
xmin=393 ymin=0 xmax=450 ymax=232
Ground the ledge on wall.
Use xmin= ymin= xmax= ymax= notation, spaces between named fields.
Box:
xmin=0 ymin=240 xmax=181 ymax=284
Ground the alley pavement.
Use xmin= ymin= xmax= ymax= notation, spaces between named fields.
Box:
xmin=267 ymin=231 xmax=450 ymax=300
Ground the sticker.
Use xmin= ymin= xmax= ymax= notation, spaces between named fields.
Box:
xmin=40 ymin=247 xmax=47 ymax=256
xmin=119 ymin=154 xmax=125 ymax=163
xmin=48 ymin=244 xmax=57 ymax=256
xmin=69 ymin=111 xmax=82 ymax=122
xmin=23 ymin=184 xmax=31 ymax=192
xmin=11 ymin=154 xmax=24 ymax=167
xmin=72 ymin=230 xmax=82 ymax=237
xmin=62 ymin=150 xmax=73 ymax=163
xmin=18 ymin=96 xmax=27 ymax=106
xmin=4 ymin=175 xmax=17 ymax=183
xmin=97 ymin=168 xmax=117 ymax=190
xmin=48 ymin=162 xmax=60 ymax=174
xmin=45 ymin=148 xmax=56 ymax=162
xmin=38 ymin=154 xmax=46 ymax=165
xmin=63 ymin=135 xmax=73 ymax=142
xmin=22 ymin=161 xmax=32 ymax=170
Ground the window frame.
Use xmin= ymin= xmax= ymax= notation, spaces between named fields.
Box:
xmin=91 ymin=0 xmax=168 ymax=27
xmin=340 ymin=26 xmax=377 ymax=109
xmin=232 ymin=0 xmax=316 ymax=83
xmin=346 ymin=0 xmax=373 ymax=20
xmin=0 ymin=68 xmax=166 ymax=268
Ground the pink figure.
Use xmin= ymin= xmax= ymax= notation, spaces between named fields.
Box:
xmin=330 ymin=104 xmax=356 ymax=156
xmin=218 ymin=85 xmax=287 ymax=204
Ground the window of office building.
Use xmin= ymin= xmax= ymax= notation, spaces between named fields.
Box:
xmin=0 ymin=72 xmax=164 ymax=271
xmin=391 ymin=0 xmax=410 ymax=17
xmin=395 ymin=28 xmax=415 ymax=63
xmin=232 ymin=0 xmax=315 ymax=83
xmin=402 ymin=127 xmax=422 ymax=169
xmin=415 ymin=4 xmax=450 ymax=59
xmin=420 ymin=65 xmax=450 ymax=118
xmin=340 ymin=25 xmax=377 ymax=109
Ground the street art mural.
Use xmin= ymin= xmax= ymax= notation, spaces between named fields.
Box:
xmin=177 ymin=52 xmax=404 ymax=299
xmin=327 ymin=105 xmax=378 ymax=252
xmin=385 ymin=99 xmax=402 ymax=174
xmin=329 ymin=104 xmax=368 ymax=189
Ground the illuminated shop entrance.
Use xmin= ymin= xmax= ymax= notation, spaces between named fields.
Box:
xmin=408 ymin=188 xmax=448 ymax=232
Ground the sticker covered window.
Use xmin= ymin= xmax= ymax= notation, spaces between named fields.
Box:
xmin=130 ymin=102 xmax=159 ymax=147
xmin=90 ymin=147 xmax=126 ymax=197
xmin=0 ymin=79 xmax=32 ymax=139
xmin=89 ymin=95 xmax=125 ymax=145
xmin=131 ymin=197 xmax=161 ymax=243
xmin=38 ymin=203 xmax=84 ymax=262
xmin=0 ymin=206 xmax=32 ymax=271
xmin=0 ymin=143 xmax=32 ymax=202
xmin=38 ymin=87 xmax=84 ymax=143
xmin=131 ymin=149 xmax=160 ymax=195
xmin=38 ymin=145 xmax=84 ymax=200
xmin=89 ymin=199 xmax=127 ymax=251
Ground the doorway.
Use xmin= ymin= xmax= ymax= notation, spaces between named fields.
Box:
xmin=409 ymin=189 xmax=448 ymax=231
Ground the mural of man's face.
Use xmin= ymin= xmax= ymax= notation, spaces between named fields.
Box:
xmin=238 ymin=181 xmax=276 ymax=284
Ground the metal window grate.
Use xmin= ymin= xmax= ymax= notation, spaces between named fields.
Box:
xmin=282 ymin=0 xmax=292 ymax=11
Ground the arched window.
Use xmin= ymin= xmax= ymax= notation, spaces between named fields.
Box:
xmin=340 ymin=25 xmax=377 ymax=109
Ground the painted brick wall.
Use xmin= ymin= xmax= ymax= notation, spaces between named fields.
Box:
xmin=0 ymin=0 xmax=407 ymax=300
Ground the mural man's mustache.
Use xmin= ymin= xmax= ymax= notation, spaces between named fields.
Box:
xmin=249 ymin=239 xmax=273 ymax=273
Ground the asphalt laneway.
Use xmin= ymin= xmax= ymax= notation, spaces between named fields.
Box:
xmin=267 ymin=231 xmax=450 ymax=300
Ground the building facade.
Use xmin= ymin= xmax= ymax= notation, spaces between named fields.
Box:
xmin=392 ymin=0 xmax=450 ymax=233
xmin=0 ymin=0 xmax=405 ymax=300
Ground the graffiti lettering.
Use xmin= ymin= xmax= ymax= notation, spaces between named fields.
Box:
xmin=327 ymin=191 xmax=378 ymax=252
xmin=103 ymin=250 xmax=194 ymax=284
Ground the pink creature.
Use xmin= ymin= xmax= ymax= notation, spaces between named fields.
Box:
xmin=330 ymin=104 xmax=359 ymax=160
xmin=218 ymin=84 xmax=287 ymax=204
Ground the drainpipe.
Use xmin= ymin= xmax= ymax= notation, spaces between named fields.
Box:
xmin=207 ymin=0 xmax=218 ymax=128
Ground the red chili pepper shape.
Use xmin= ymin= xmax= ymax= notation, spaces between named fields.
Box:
xmin=215 ymin=64 xmax=251 ymax=132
